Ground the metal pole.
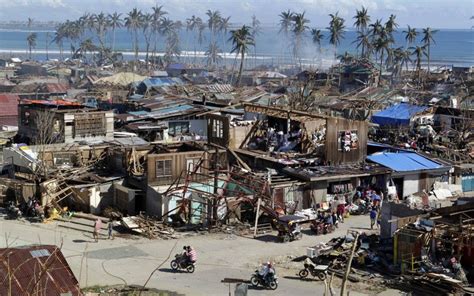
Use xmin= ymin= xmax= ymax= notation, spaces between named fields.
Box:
xmin=340 ymin=231 xmax=359 ymax=296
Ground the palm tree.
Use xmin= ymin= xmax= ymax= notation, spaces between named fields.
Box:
xmin=278 ymin=10 xmax=294 ymax=64
xmin=142 ymin=13 xmax=154 ymax=67
xmin=206 ymin=10 xmax=221 ymax=45
xmin=27 ymin=17 xmax=34 ymax=31
xmin=369 ymin=19 xmax=383 ymax=38
xmin=79 ymin=38 xmax=97 ymax=63
xmin=353 ymin=6 xmax=370 ymax=33
xmin=52 ymin=24 xmax=65 ymax=60
xmin=161 ymin=18 xmax=181 ymax=65
xmin=403 ymin=25 xmax=417 ymax=48
xmin=206 ymin=42 xmax=222 ymax=67
xmin=292 ymin=11 xmax=310 ymax=65
xmin=125 ymin=8 xmax=144 ymax=67
xmin=26 ymin=33 xmax=37 ymax=59
xmin=229 ymin=25 xmax=255 ymax=86
xmin=151 ymin=5 xmax=167 ymax=63
xmin=393 ymin=47 xmax=412 ymax=76
xmin=251 ymin=15 xmax=261 ymax=67
xmin=108 ymin=12 xmax=122 ymax=51
xmin=353 ymin=31 xmax=371 ymax=58
xmin=373 ymin=36 xmax=390 ymax=78
xmin=337 ymin=51 xmax=354 ymax=65
xmin=279 ymin=10 xmax=293 ymax=35
xmin=421 ymin=27 xmax=438 ymax=72
xmin=310 ymin=28 xmax=323 ymax=67
xmin=385 ymin=14 xmax=398 ymax=35
xmin=310 ymin=28 xmax=323 ymax=52
xmin=219 ymin=16 xmax=231 ymax=64
xmin=93 ymin=12 xmax=108 ymax=52
xmin=327 ymin=13 xmax=345 ymax=59
xmin=410 ymin=45 xmax=427 ymax=82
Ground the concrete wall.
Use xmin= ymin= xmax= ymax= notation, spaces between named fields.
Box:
xmin=146 ymin=185 xmax=162 ymax=217
xmin=403 ymin=174 xmax=420 ymax=196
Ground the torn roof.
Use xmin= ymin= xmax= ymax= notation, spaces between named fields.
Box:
xmin=0 ymin=93 xmax=20 ymax=117
xmin=0 ymin=245 xmax=82 ymax=296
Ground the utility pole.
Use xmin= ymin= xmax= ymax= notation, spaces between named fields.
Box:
xmin=340 ymin=230 xmax=360 ymax=296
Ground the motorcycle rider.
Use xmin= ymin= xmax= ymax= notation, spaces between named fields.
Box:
xmin=185 ymin=245 xmax=197 ymax=266
xmin=260 ymin=262 xmax=275 ymax=284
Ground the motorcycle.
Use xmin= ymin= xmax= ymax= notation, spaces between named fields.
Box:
xmin=298 ymin=259 xmax=328 ymax=281
xmin=170 ymin=254 xmax=195 ymax=273
xmin=310 ymin=221 xmax=334 ymax=235
xmin=6 ymin=201 xmax=22 ymax=219
xmin=250 ymin=269 xmax=278 ymax=290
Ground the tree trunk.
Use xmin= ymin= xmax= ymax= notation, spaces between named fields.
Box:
xmin=112 ymin=28 xmax=116 ymax=51
xmin=427 ymin=44 xmax=430 ymax=73
xmin=237 ymin=50 xmax=244 ymax=86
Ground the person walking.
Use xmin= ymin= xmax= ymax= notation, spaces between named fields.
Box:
xmin=370 ymin=208 xmax=377 ymax=230
xmin=108 ymin=220 xmax=114 ymax=240
xmin=93 ymin=218 xmax=102 ymax=242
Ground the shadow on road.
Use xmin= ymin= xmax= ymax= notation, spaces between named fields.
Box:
xmin=158 ymin=268 xmax=181 ymax=273
xmin=72 ymin=239 xmax=94 ymax=243
xmin=253 ymin=235 xmax=278 ymax=243
xmin=283 ymin=275 xmax=317 ymax=282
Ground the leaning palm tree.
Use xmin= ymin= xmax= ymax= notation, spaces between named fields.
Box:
xmin=403 ymin=25 xmax=417 ymax=48
xmin=327 ymin=13 xmax=345 ymax=59
xmin=108 ymin=12 xmax=122 ymax=51
xmin=26 ymin=33 xmax=37 ymax=59
xmin=353 ymin=6 xmax=370 ymax=33
xmin=384 ymin=14 xmax=398 ymax=35
xmin=229 ymin=25 xmax=255 ymax=86
xmin=421 ymin=27 xmax=438 ymax=72
xmin=125 ymin=8 xmax=144 ymax=67
xmin=292 ymin=11 xmax=310 ymax=65
xmin=161 ymin=18 xmax=181 ymax=65
xmin=93 ymin=12 xmax=108 ymax=52
xmin=410 ymin=45 xmax=427 ymax=82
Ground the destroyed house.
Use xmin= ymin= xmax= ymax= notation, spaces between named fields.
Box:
xmin=232 ymin=103 xmax=368 ymax=166
xmin=109 ymin=142 xmax=227 ymax=217
xmin=17 ymin=100 xmax=114 ymax=144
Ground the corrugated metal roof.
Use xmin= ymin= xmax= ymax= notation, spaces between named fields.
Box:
xmin=44 ymin=83 xmax=69 ymax=94
xmin=0 ymin=245 xmax=82 ymax=296
xmin=367 ymin=152 xmax=445 ymax=172
xmin=0 ymin=94 xmax=20 ymax=117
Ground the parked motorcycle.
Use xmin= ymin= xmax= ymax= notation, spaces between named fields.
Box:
xmin=6 ymin=201 xmax=21 ymax=219
xmin=310 ymin=221 xmax=334 ymax=235
xmin=250 ymin=269 xmax=278 ymax=290
xmin=170 ymin=254 xmax=195 ymax=273
xmin=298 ymin=258 xmax=328 ymax=281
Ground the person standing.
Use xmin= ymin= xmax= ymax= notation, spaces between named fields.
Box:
xmin=370 ymin=208 xmax=377 ymax=230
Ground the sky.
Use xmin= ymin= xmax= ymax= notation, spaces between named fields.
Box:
xmin=0 ymin=0 xmax=473 ymax=29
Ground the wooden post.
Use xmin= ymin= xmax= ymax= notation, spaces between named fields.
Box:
xmin=340 ymin=232 xmax=359 ymax=296
xmin=253 ymin=198 xmax=261 ymax=238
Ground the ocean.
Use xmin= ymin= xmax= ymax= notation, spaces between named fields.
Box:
xmin=0 ymin=27 xmax=473 ymax=68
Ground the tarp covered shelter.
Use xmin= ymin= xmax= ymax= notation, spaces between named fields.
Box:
xmin=371 ymin=103 xmax=428 ymax=126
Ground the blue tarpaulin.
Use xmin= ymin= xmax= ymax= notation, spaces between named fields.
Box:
xmin=371 ymin=103 xmax=428 ymax=126
xmin=367 ymin=151 xmax=444 ymax=172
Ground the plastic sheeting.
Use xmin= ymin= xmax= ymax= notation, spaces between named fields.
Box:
xmin=367 ymin=151 xmax=443 ymax=172
xmin=371 ymin=103 xmax=428 ymax=126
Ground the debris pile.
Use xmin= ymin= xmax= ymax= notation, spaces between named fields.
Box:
xmin=121 ymin=214 xmax=177 ymax=239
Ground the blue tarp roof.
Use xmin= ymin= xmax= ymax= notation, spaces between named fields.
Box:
xmin=367 ymin=152 xmax=444 ymax=172
xmin=371 ymin=103 xmax=428 ymax=126
xmin=142 ymin=77 xmax=183 ymax=88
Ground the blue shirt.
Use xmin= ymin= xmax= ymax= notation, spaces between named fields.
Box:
xmin=370 ymin=210 xmax=377 ymax=219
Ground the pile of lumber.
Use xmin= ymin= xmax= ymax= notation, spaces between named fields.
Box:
xmin=121 ymin=214 xmax=176 ymax=239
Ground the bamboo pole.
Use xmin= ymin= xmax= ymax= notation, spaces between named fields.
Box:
xmin=340 ymin=232 xmax=359 ymax=296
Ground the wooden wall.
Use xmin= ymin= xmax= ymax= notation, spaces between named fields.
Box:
xmin=325 ymin=117 xmax=368 ymax=165
xmin=147 ymin=151 xmax=208 ymax=185
xmin=207 ymin=114 xmax=230 ymax=147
